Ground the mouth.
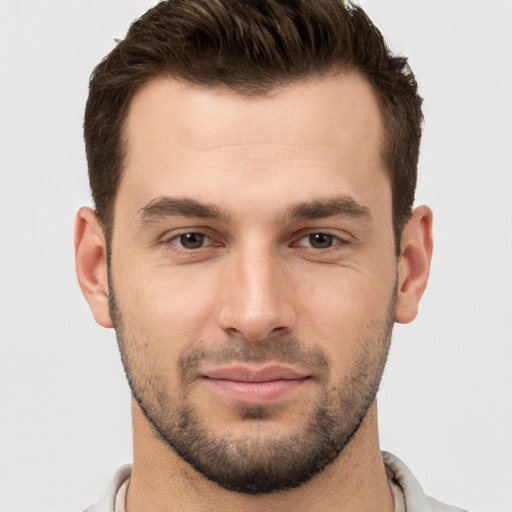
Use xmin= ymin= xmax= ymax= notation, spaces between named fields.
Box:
xmin=200 ymin=364 xmax=311 ymax=404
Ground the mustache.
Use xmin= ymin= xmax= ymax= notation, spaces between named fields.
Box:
xmin=179 ymin=335 xmax=330 ymax=383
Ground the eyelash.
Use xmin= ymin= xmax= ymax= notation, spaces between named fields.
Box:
xmin=161 ymin=230 xmax=350 ymax=251
xmin=163 ymin=232 xmax=219 ymax=250
xmin=293 ymin=232 xmax=350 ymax=250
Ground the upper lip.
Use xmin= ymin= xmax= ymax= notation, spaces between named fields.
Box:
xmin=201 ymin=365 xmax=310 ymax=382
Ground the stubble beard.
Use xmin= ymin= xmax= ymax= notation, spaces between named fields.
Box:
xmin=109 ymin=281 xmax=396 ymax=495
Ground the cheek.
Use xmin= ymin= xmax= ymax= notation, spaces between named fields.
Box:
xmin=112 ymin=259 xmax=221 ymax=354
xmin=293 ymin=266 xmax=395 ymax=365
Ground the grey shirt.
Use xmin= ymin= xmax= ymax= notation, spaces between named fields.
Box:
xmin=84 ymin=451 xmax=469 ymax=512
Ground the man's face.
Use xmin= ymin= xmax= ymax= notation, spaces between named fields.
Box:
xmin=109 ymin=72 xmax=398 ymax=493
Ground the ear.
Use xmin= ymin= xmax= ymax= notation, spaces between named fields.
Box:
xmin=395 ymin=205 xmax=433 ymax=324
xmin=74 ymin=207 xmax=113 ymax=328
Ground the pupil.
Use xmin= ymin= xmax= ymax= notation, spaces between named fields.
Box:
xmin=181 ymin=233 xmax=204 ymax=249
xmin=309 ymin=233 xmax=333 ymax=248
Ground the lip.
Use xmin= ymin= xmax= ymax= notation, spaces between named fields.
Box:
xmin=201 ymin=364 xmax=311 ymax=404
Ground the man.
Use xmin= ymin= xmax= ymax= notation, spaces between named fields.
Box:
xmin=74 ymin=0 xmax=466 ymax=510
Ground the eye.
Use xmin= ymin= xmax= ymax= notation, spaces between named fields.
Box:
xmin=295 ymin=232 xmax=345 ymax=249
xmin=170 ymin=232 xmax=211 ymax=249
xmin=307 ymin=233 xmax=334 ymax=249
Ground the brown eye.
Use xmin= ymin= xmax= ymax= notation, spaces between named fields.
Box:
xmin=178 ymin=233 xmax=206 ymax=249
xmin=308 ymin=233 xmax=334 ymax=249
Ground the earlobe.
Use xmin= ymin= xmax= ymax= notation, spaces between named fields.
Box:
xmin=395 ymin=205 xmax=433 ymax=324
xmin=74 ymin=207 xmax=113 ymax=328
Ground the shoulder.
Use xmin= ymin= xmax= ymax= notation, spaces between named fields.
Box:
xmin=83 ymin=465 xmax=132 ymax=512
xmin=382 ymin=451 xmax=469 ymax=512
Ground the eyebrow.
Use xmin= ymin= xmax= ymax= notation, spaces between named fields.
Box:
xmin=138 ymin=197 xmax=230 ymax=225
xmin=285 ymin=196 xmax=371 ymax=222
xmin=137 ymin=194 xmax=371 ymax=226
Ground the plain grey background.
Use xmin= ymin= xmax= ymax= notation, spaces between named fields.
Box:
xmin=1 ymin=1 xmax=511 ymax=511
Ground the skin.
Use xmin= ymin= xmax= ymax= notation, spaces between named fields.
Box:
xmin=75 ymin=71 xmax=433 ymax=511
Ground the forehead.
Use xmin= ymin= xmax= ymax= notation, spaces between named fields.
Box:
xmin=124 ymin=71 xmax=383 ymax=156
xmin=119 ymin=71 xmax=389 ymax=219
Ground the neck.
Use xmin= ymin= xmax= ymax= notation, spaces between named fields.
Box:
xmin=126 ymin=399 xmax=394 ymax=512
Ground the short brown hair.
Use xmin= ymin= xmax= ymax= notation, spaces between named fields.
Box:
xmin=84 ymin=0 xmax=423 ymax=251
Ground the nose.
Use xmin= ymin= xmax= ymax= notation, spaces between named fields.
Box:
xmin=217 ymin=244 xmax=296 ymax=341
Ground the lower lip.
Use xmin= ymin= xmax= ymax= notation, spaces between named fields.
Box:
xmin=202 ymin=377 xmax=309 ymax=404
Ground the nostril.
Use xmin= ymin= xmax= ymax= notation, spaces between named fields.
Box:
xmin=270 ymin=326 xmax=290 ymax=335
xmin=225 ymin=327 xmax=242 ymax=337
